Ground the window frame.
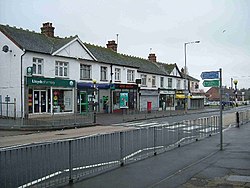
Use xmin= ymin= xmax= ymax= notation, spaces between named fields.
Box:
xmin=32 ymin=57 xmax=44 ymax=75
xmin=160 ymin=77 xmax=164 ymax=88
xmin=100 ymin=66 xmax=108 ymax=81
xmin=55 ymin=61 xmax=68 ymax=77
xmin=114 ymin=68 xmax=121 ymax=81
xmin=141 ymin=74 xmax=147 ymax=86
xmin=152 ymin=76 xmax=156 ymax=87
xmin=80 ymin=64 xmax=92 ymax=80
xmin=168 ymin=78 xmax=173 ymax=89
xmin=127 ymin=69 xmax=135 ymax=82
xmin=176 ymin=79 xmax=181 ymax=89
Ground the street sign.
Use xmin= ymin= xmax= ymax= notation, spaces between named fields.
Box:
xmin=203 ymin=80 xmax=220 ymax=87
xmin=200 ymin=71 xmax=219 ymax=80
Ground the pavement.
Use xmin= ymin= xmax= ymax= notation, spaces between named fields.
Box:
xmin=62 ymin=122 xmax=250 ymax=188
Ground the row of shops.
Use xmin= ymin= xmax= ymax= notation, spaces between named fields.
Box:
xmin=25 ymin=76 xmax=203 ymax=117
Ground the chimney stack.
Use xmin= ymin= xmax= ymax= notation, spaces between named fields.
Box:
xmin=106 ymin=40 xmax=117 ymax=52
xmin=148 ymin=53 xmax=157 ymax=62
xmin=41 ymin=22 xmax=55 ymax=37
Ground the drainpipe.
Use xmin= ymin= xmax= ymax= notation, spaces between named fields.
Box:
xmin=21 ymin=49 xmax=26 ymax=121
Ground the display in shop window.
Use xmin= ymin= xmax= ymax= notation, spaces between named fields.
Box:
xmin=119 ymin=92 xmax=128 ymax=109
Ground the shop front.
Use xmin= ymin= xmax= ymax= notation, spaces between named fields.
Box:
xmin=189 ymin=95 xmax=205 ymax=109
xmin=77 ymin=82 xmax=111 ymax=113
xmin=140 ymin=89 xmax=159 ymax=111
xmin=112 ymin=84 xmax=138 ymax=113
xmin=159 ymin=90 xmax=175 ymax=111
xmin=175 ymin=90 xmax=186 ymax=110
xmin=26 ymin=77 xmax=75 ymax=116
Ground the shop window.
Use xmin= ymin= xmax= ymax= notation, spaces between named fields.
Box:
xmin=113 ymin=91 xmax=120 ymax=110
xmin=28 ymin=89 xmax=33 ymax=113
xmin=53 ymin=89 xmax=73 ymax=112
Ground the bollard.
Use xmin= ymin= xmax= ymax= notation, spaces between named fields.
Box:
xmin=236 ymin=111 xmax=240 ymax=128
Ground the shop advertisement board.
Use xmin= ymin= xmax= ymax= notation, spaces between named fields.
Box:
xmin=27 ymin=77 xmax=75 ymax=87
xmin=119 ymin=92 xmax=128 ymax=109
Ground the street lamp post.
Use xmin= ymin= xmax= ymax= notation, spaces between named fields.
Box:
xmin=93 ymin=79 xmax=97 ymax=123
xmin=233 ymin=79 xmax=239 ymax=127
xmin=184 ymin=41 xmax=200 ymax=113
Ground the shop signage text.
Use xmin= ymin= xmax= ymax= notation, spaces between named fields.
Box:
xmin=27 ymin=77 xmax=75 ymax=87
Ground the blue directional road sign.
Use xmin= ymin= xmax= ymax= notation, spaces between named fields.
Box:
xmin=200 ymin=71 xmax=219 ymax=80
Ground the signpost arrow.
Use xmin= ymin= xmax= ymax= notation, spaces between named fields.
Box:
xmin=200 ymin=71 xmax=219 ymax=80
xmin=203 ymin=80 xmax=220 ymax=87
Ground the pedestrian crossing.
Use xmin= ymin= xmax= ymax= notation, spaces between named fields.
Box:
xmin=112 ymin=120 xmax=219 ymax=134
xmin=112 ymin=121 xmax=169 ymax=127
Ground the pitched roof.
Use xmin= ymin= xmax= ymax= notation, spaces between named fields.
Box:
xmin=84 ymin=43 xmax=167 ymax=75
xmin=156 ymin=63 xmax=176 ymax=74
xmin=0 ymin=24 xmax=76 ymax=54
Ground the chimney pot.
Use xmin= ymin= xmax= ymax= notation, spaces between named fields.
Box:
xmin=41 ymin=22 xmax=55 ymax=37
xmin=148 ymin=53 xmax=157 ymax=62
xmin=106 ymin=40 xmax=117 ymax=52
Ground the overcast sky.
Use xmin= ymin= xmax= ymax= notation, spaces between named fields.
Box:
xmin=1 ymin=0 xmax=250 ymax=90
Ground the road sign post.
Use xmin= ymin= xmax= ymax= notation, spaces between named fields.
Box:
xmin=219 ymin=68 xmax=223 ymax=151
xmin=201 ymin=69 xmax=223 ymax=150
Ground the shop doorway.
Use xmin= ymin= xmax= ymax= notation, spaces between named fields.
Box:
xmin=80 ymin=92 xmax=88 ymax=113
xmin=34 ymin=90 xmax=47 ymax=113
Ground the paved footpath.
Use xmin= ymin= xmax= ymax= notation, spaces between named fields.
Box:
xmin=63 ymin=122 xmax=250 ymax=188
xmin=0 ymin=126 xmax=133 ymax=148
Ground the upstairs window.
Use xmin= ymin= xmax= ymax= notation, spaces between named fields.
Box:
xmin=33 ymin=58 xmax=43 ymax=75
xmin=127 ymin=69 xmax=135 ymax=82
xmin=141 ymin=74 xmax=147 ymax=86
xmin=152 ymin=76 xmax=156 ymax=87
xmin=80 ymin=64 xmax=91 ymax=79
xmin=176 ymin=79 xmax=181 ymax=89
xmin=55 ymin=61 xmax=68 ymax=77
xmin=160 ymin=77 xmax=164 ymax=88
xmin=115 ymin=68 xmax=121 ymax=81
xmin=101 ymin=66 xmax=108 ymax=81
xmin=168 ymin=78 xmax=173 ymax=89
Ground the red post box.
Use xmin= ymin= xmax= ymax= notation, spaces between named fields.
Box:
xmin=147 ymin=101 xmax=152 ymax=113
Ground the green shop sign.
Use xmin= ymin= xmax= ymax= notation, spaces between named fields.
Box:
xmin=27 ymin=77 xmax=75 ymax=87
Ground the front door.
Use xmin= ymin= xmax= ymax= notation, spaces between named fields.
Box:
xmin=34 ymin=90 xmax=47 ymax=113
xmin=80 ymin=92 xmax=88 ymax=114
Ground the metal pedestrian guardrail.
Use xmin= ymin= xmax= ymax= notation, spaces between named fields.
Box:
xmin=0 ymin=110 xmax=249 ymax=188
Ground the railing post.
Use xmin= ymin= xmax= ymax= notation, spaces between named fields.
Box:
xmin=153 ymin=126 xmax=157 ymax=155
xmin=69 ymin=140 xmax=73 ymax=183
xmin=177 ymin=122 xmax=181 ymax=147
xmin=120 ymin=132 xmax=124 ymax=166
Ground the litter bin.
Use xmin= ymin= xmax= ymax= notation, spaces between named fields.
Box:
xmin=147 ymin=101 xmax=152 ymax=113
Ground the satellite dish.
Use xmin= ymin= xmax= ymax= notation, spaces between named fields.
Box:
xmin=2 ymin=45 xmax=9 ymax=53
